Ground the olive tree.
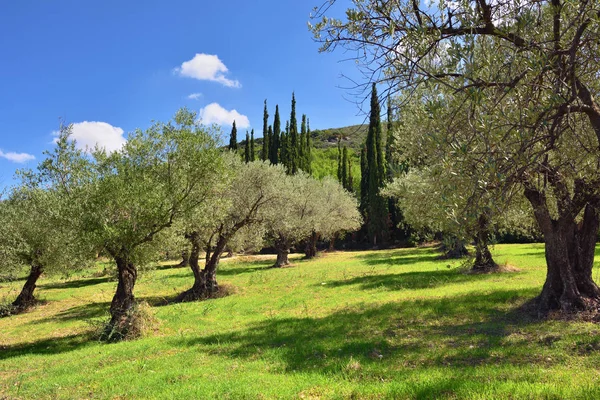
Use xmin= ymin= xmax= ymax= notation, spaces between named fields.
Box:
xmin=305 ymin=176 xmax=362 ymax=258
xmin=313 ymin=0 xmax=600 ymax=315
xmin=44 ymin=109 xmax=223 ymax=333
xmin=176 ymin=160 xmax=287 ymax=301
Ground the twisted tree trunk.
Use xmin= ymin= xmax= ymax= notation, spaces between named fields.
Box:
xmin=472 ymin=213 xmax=498 ymax=272
xmin=273 ymin=236 xmax=291 ymax=268
xmin=304 ymin=231 xmax=319 ymax=259
xmin=177 ymin=232 xmax=226 ymax=302
xmin=107 ymin=255 xmax=138 ymax=333
xmin=525 ymin=186 xmax=600 ymax=316
xmin=12 ymin=264 xmax=43 ymax=310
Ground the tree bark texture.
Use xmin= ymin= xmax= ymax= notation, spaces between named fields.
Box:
xmin=12 ymin=264 xmax=43 ymax=310
xmin=305 ymin=231 xmax=319 ymax=259
xmin=525 ymin=186 xmax=600 ymax=316
xmin=177 ymin=232 xmax=226 ymax=302
xmin=108 ymin=255 xmax=138 ymax=330
xmin=472 ymin=213 xmax=498 ymax=272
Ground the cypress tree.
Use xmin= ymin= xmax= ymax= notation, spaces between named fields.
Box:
xmin=360 ymin=145 xmax=368 ymax=214
xmin=337 ymin=137 xmax=343 ymax=183
xmin=347 ymin=153 xmax=354 ymax=193
xmin=289 ymin=93 xmax=299 ymax=174
xmin=229 ymin=121 xmax=238 ymax=151
xmin=342 ymin=146 xmax=349 ymax=190
xmin=244 ymin=131 xmax=251 ymax=163
xmin=262 ymin=100 xmax=270 ymax=161
xmin=363 ymin=83 xmax=388 ymax=244
xmin=386 ymin=97 xmax=400 ymax=236
xmin=250 ymin=129 xmax=255 ymax=161
xmin=306 ymin=119 xmax=312 ymax=174
xmin=299 ymin=114 xmax=307 ymax=171
xmin=281 ymin=121 xmax=290 ymax=172
xmin=270 ymin=105 xmax=281 ymax=164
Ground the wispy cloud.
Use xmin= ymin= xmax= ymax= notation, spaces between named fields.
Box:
xmin=199 ymin=103 xmax=250 ymax=128
xmin=175 ymin=53 xmax=241 ymax=88
xmin=187 ymin=92 xmax=202 ymax=100
xmin=0 ymin=150 xmax=35 ymax=163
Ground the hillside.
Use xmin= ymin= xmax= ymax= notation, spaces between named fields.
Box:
xmin=311 ymin=124 xmax=389 ymax=151
xmin=242 ymin=124 xmax=386 ymax=152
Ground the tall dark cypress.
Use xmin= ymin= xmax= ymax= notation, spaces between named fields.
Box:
xmin=262 ymin=100 xmax=270 ymax=161
xmin=360 ymin=145 xmax=368 ymax=214
xmin=306 ymin=119 xmax=312 ymax=174
xmin=363 ymin=83 xmax=388 ymax=244
xmin=337 ymin=138 xmax=343 ymax=183
xmin=281 ymin=121 xmax=290 ymax=172
xmin=347 ymin=153 xmax=353 ymax=193
xmin=270 ymin=105 xmax=281 ymax=164
xmin=342 ymin=146 xmax=349 ymax=190
xmin=244 ymin=131 xmax=251 ymax=163
xmin=299 ymin=114 xmax=307 ymax=171
xmin=289 ymin=93 xmax=299 ymax=174
xmin=250 ymin=129 xmax=255 ymax=161
xmin=229 ymin=121 xmax=238 ymax=151
xmin=386 ymin=97 xmax=401 ymax=236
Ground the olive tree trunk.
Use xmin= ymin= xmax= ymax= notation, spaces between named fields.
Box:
xmin=273 ymin=236 xmax=291 ymax=268
xmin=472 ymin=213 xmax=498 ymax=272
xmin=177 ymin=232 xmax=227 ymax=302
xmin=304 ymin=231 xmax=319 ymax=259
xmin=12 ymin=264 xmax=43 ymax=310
xmin=177 ymin=250 xmax=190 ymax=267
xmin=107 ymin=255 xmax=138 ymax=330
xmin=525 ymin=186 xmax=600 ymax=315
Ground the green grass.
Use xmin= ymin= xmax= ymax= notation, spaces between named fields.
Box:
xmin=2 ymin=244 xmax=600 ymax=399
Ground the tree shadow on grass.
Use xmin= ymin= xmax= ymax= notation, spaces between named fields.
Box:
xmin=31 ymin=301 xmax=111 ymax=324
xmin=322 ymin=268 xmax=520 ymax=291
xmin=0 ymin=333 xmax=96 ymax=361
xmin=39 ymin=277 xmax=112 ymax=290
xmin=181 ymin=289 xmax=550 ymax=380
xmin=217 ymin=260 xmax=273 ymax=276
xmin=355 ymin=247 xmax=444 ymax=267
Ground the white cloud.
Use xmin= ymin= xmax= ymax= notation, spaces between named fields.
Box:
xmin=175 ymin=53 xmax=241 ymax=88
xmin=0 ymin=150 xmax=35 ymax=163
xmin=56 ymin=121 xmax=126 ymax=153
xmin=199 ymin=103 xmax=250 ymax=128
xmin=187 ymin=92 xmax=202 ymax=100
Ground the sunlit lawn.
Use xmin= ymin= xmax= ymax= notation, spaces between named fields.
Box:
xmin=2 ymin=244 xmax=600 ymax=399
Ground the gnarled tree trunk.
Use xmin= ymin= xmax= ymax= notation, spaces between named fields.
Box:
xmin=273 ymin=236 xmax=291 ymax=268
xmin=107 ymin=255 xmax=138 ymax=331
xmin=525 ymin=186 xmax=600 ymax=316
xmin=177 ymin=232 xmax=226 ymax=302
xmin=177 ymin=250 xmax=190 ymax=267
xmin=12 ymin=264 xmax=43 ymax=311
xmin=304 ymin=231 xmax=319 ymax=259
xmin=472 ymin=213 xmax=498 ymax=272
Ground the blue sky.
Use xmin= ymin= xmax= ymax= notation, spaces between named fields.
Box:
xmin=0 ymin=0 xmax=364 ymax=185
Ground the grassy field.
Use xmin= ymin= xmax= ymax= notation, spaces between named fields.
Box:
xmin=2 ymin=244 xmax=600 ymax=399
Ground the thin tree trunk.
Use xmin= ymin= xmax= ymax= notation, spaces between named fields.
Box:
xmin=107 ymin=255 xmax=137 ymax=332
xmin=328 ymin=234 xmax=337 ymax=252
xmin=12 ymin=264 xmax=43 ymax=310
